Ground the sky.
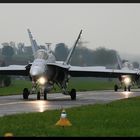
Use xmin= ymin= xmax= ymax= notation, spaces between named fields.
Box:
xmin=0 ymin=3 xmax=140 ymax=56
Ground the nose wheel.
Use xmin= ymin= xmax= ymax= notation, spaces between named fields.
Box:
xmin=44 ymin=92 xmax=47 ymax=100
xmin=44 ymin=89 xmax=48 ymax=100
xmin=124 ymin=85 xmax=131 ymax=91
xmin=37 ymin=92 xmax=40 ymax=100
xmin=37 ymin=89 xmax=47 ymax=100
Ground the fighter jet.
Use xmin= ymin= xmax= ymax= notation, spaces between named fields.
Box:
xmin=114 ymin=53 xmax=140 ymax=92
xmin=0 ymin=29 xmax=140 ymax=100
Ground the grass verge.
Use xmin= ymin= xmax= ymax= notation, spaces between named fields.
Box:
xmin=0 ymin=96 xmax=140 ymax=136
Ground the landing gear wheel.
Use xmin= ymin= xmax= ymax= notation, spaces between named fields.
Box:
xmin=23 ymin=88 xmax=29 ymax=99
xmin=44 ymin=89 xmax=48 ymax=100
xmin=70 ymin=89 xmax=76 ymax=100
xmin=37 ymin=92 xmax=40 ymax=100
xmin=44 ymin=93 xmax=47 ymax=100
xmin=124 ymin=86 xmax=127 ymax=91
xmin=128 ymin=85 xmax=131 ymax=91
xmin=114 ymin=84 xmax=118 ymax=92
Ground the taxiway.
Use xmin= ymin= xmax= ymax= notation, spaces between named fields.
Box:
xmin=0 ymin=89 xmax=140 ymax=116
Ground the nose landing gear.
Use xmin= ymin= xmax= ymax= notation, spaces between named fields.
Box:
xmin=37 ymin=89 xmax=47 ymax=100
xmin=114 ymin=84 xmax=131 ymax=92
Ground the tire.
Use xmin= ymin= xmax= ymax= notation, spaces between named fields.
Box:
xmin=44 ymin=93 xmax=47 ymax=100
xmin=114 ymin=85 xmax=118 ymax=92
xmin=128 ymin=85 xmax=131 ymax=92
xmin=44 ymin=89 xmax=48 ymax=100
xmin=23 ymin=88 xmax=29 ymax=99
xmin=37 ymin=92 xmax=40 ymax=100
xmin=44 ymin=92 xmax=47 ymax=100
xmin=70 ymin=89 xmax=76 ymax=100
xmin=124 ymin=86 xmax=127 ymax=91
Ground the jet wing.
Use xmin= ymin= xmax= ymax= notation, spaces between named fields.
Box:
xmin=0 ymin=65 xmax=30 ymax=76
xmin=68 ymin=66 xmax=140 ymax=78
xmin=47 ymin=63 xmax=140 ymax=78
xmin=47 ymin=63 xmax=70 ymax=69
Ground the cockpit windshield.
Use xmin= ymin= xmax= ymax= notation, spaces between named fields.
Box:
xmin=34 ymin=49 xmax=48 ymax=60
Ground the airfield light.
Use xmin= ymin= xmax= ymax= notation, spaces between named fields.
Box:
xmin=38 ymin=77 xmax=46 ymax=85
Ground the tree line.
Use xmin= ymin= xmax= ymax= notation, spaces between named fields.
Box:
xmin=54 ymin=43 xmax=132 ymax=68
xmin=0 ymin=42 xmax=139 ymax=87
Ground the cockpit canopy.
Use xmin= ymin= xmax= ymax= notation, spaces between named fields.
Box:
xmin=34 ymin=49 xmax=48 ymax=60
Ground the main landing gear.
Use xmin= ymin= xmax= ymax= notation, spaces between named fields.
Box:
xmin=70 ymin=89 xmax=76 ymax=100
xmin=23 ymin=88 xmax=30 ymax=99
xmin=62 ymin=88 xmax=76 ymax=100
xmin=114 ymin=84 xmax=118 ymax=92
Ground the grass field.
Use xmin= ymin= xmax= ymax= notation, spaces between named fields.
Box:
xmin=0 ymin=96 xmax=140 ymax=136
xmin=0 ymin=77 xmax=116 ymax=96
xmin=0 ymin=80 xmax=31 ymax=96
xmin=68 ymin=77 xmax=116 ymax=91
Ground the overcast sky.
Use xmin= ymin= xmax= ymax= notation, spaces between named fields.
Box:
xmin=0 ymin=3 xmax=140 ymax=56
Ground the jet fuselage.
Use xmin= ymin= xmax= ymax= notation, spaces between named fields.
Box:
xmin=29 ymin=49 xmax=56 ymax=86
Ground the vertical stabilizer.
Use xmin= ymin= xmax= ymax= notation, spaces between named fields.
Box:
xmin=64 ymin=29 xmax=82 ymax=65
xmin=116 ymin=53 xmax=123 ymax=69
xmin=27 ymin=29 xmax=39 ymax=55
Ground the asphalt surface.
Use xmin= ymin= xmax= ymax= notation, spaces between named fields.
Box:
xmin=0 ymin=89 xmax=140 ymax=116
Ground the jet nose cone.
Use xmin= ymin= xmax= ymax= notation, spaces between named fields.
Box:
xmin=30 ymin=66 xmax=44 ymax=77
